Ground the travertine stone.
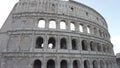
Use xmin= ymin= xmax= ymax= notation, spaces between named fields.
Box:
xmin=0 ymin=0 xmax=118 ymax=68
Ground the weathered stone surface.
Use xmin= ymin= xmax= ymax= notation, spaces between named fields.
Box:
xmin=0 ymin=0 xmax=118 ymax=68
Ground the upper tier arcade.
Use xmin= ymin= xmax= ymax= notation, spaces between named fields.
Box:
xmin=15 ymin=0 xmax=107 ymax=28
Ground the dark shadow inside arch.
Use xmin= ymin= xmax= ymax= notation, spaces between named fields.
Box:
xmin=60 ymin=38 xmax=67 ymax=49
xmin=72 ymin=39 xmax=77 ymax=50
xmin=61 ymin=60 xmax=67 ymax=68
xmin=93 ymin=60 xmax=98 ymax=68
xmin=47 ymin=60 xmax=55 ymax=68
xmin=36 ymin=37 xmax=44 ymax=48
xmin=90 ymin=41 xmax=95 ymax=51
xmin=33 ymin=60 xmax=41 ymax=68
xmin=100 ymin=60 xmax=105 ymax=68
xmin=73 ymin=60 xmax=79 ymax=68
xmin=82 ymin=40 xmax=87 ymax=50
xmin=84 ymin=60 xmax=90 ymax=68
xmin=48 ymin=37 xmax=55 ymax=49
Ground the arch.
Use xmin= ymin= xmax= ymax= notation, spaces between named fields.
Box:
xmin=100 ymin=60 xmax=105 ymax=68
xmin=60 ymin=21 xmax=66 ymax=29
xmin=97 ymin=43 xmax=101 ymax=52
xmin=94 ymin=27 xmax=97 ymax=35
xmin=99 ymin=30 xmax=102 ymax=37
xmin=73 ymin=60 xmax=79 ymax=68
xmin=33 ymin=60 xmax=41 ymax=68
xmin=49 ymin=20 xmax=56 ymax=29
xmin=93 ymin=60 xmax=98 ymax=68
xmin=60 ymin=38 xmax=67 ymax=49
xmin=38 ymin=19 xmax=45 ymax=28
xmin=36 ymin=37 xmax=44 ymax=48
xmin=106 ymin=61 xmax=109 ymax=68
xmin=103 ymin=45 xmax=106 ymax=52
xmin=48 ymin=37 xmax=56 ymax=49
xmin=82 ymin=40 xmax=88 ymax=50
xmin=47 ymin=59 xmax=55 ymax=68
xmin=79 ymin=24 xmax=83 ymax=32
xmin=60 ymin=60 xmax=67 ymax=68
xmin=84 ymin=60 xmax=90 ymax=68
xmin=70 ymin=22 xmax=75 ymax=31
xmin=87 ymin=26 xmax=90 ymax=33
xmin=72 ymin=39 xmax=77 ymax=50
xmin=90 ymin=41 xmax=95 ymax=51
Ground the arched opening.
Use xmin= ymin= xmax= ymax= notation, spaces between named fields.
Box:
xmin=103 ymin=45 xmax=106 ymax=52
xmin=79 ymin=24 xmax=83 ymax=32
xmin=100 ymin=60 xmax=105 ymax=68
xmin=60 ymin=60 xmax=67 ymax=68
xmin=47 ymin=59 xmax=55 ymax=68
xmin=93 ymin=60 xmax=98 ymax=68
xmin=60 ymin=21 xmax=66 ymax=29
xmin=84 ymin=60 xmax=90 ymax=68
xmin=90 ymin=41 xmax=95 ymax=51
xmin=72 ymin=39 xmax=77 ymax=50
xmin=73 ymin=60 xmax=79 ymax=68
xmin=99 ymin=30 xmax=102 ymax=37
xmin=60 ymin=38 xmax=67 ymax=49
xmin=38 ymin=20 xmax=45 ymax=28
xmin=70 ymin=22 xmax=75 ymax=31
xmin=48 ymin=37 xmax=55 ymax=49
xmin=87 ymin=26 xmax=90 ymax=33
xmin=36 ymin=37 xmax=44 ymax=48
xmin=49 ymin=20 xmax=56 ymax=29
xmin=106 ymin=61 xmax=109 ymax=68
xmin=82 ymin=40 xmax=87 ymax=50
xmin=97 ymin=43 xmax=101 ymax=52
xmin=94 ymin=27 xmax=97 ymax=35
xmin=33 ymin=60 xmax=41 ymax=68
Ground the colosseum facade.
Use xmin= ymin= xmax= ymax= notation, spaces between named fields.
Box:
xmin=0 ymin=0 xmax=118 ymax=68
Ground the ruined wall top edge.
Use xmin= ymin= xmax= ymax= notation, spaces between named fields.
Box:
xmin=14 ymin=0 xmax=107 ymax=29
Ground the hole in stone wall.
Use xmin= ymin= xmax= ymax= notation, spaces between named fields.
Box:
xmin=93 ymin=60 xmax=98 ymax=68
xmin=36 ymin=37 xmax=44 ymax=48
xmin=60 ymin=60 xmax=67 ymax=68
xmin=60 ymin=38 xmax=67 ymax=49
xmin=72 ymin=39 xmax=77 ymax=50
xmin=60 ymin=21 xmax=66 ymax=29
xmin=33 ymin=60 xmax=41 ymax=68
xmin=82 ymin=40 xmax=88 ymax=50
xmin=48 ymin=37 xmax=55 ymax=49
xmin=90 ymin=41 xmax=95 ymax=51
xmin=70 ymin=22 xmax=75 ymax=31
xmin=38 ymin=20 xmax=45 ymax=28
xmin=79 ymin=24 xmax=83 ymax=32
xmin=47 ymin=60 xmax=55 ymax=68
xmin=49 ymin=20 xmax=56 ymax=29
xmin=73 ymin=60 xmax=79 ymax=68
xmin=87 ymin=26 xmax=90 ymax=33
xmin=84 ymin=60 xmax=90 ymax=68
xmin=86 ymin=12 xmax=88 ymax=16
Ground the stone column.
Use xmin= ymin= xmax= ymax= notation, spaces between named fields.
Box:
xmin=83 ymin=25 xmax=87 ymax=33
xmin=68 ymin=36 xmax=72 ymax=50
xmin=75 ymin=22 xmax=79 ymax=32
xmin=45 ymin=19 xmax=49 ymax=29
xmin=56 ymin=19 xmax=60 ymax=31
xmin=44 ymin=34 xmax=48 ymax=50
xmin=69 ymin=58 xmax=73 ymax=68
xmin=56 ymin=57 xmax=60 ymax=68
xmin=56 ymin=35 xmax=60 ymax=50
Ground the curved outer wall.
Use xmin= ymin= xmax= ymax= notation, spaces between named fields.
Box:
xmin=0 ymin=0 xmax=118 ymax=68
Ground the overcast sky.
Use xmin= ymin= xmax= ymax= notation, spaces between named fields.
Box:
xmin=0 ymin=0 xmax=120 ymax=54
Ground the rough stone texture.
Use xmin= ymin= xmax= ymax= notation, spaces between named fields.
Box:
xmin=117 ymin=53 xmax=120 ymax=68
xmin=0 ymin=0 xmax=118 ymax=68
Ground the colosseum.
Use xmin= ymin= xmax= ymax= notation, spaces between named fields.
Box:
xmin=0 ymin=0 xmax=118 ymax=68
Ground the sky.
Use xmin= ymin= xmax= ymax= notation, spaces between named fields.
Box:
xmin=0 ymin=0 xmax=120 ymax=54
